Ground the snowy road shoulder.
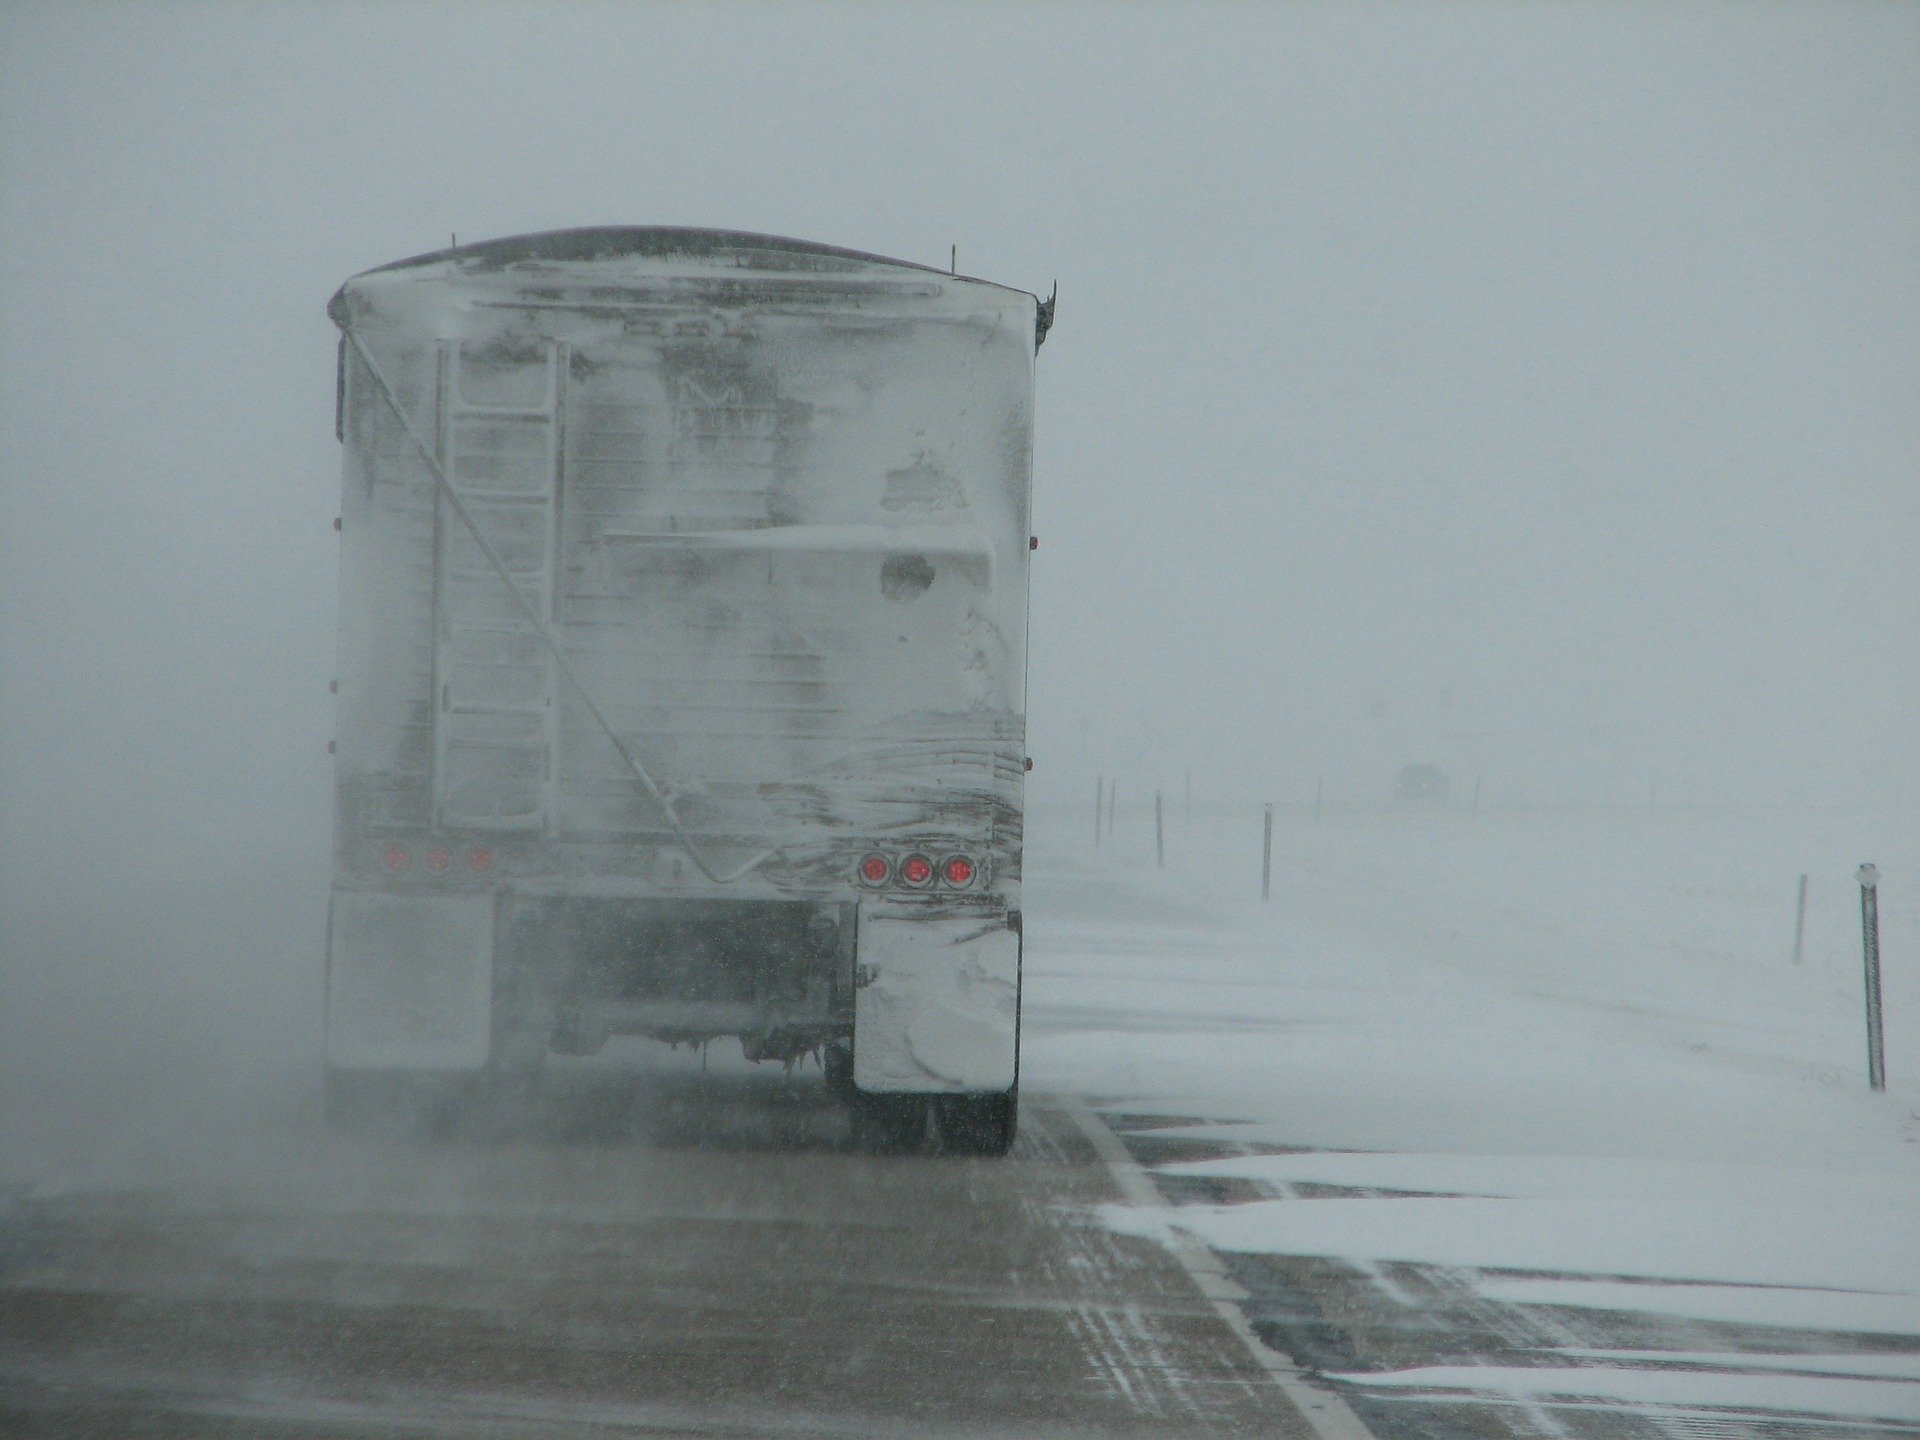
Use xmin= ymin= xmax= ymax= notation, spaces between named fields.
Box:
xmin=1023 ymin=805 xmax=1920 ymax=1437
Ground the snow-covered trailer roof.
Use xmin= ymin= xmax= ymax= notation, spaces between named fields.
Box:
xmin=329 ymin=226 xmax=1054 ymax=346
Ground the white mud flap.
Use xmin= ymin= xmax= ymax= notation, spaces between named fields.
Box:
xmin=326 ymin=892 xmax=494 ymax=1070
xmin=854 ymin=910 xmax=1019 ymax=1094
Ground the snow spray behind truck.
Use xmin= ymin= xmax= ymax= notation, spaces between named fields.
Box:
xmin=324 ymin=228 xmax=1050 ymax=1152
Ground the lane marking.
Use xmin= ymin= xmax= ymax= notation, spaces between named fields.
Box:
xmin=1061 ymin=1096 xmax=1383 ymax=1440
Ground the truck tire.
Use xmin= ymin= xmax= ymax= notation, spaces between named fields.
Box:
xmin=936 ymin=1089 xmax=1018 ymax=1157
xmin=850 ymin=1091 xmax=930 ymax=1152
xmin=822 ymin=1042 xmax=855 ymax=1097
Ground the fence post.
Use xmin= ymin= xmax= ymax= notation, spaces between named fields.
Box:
xmin=1261 ymin=803 xmax=1273 ymax=901
xmin=1155 ymin=792 xmax=1164 ymax=869
xmin=1858 ymin=864 xmax=1886 ymax=1091
xmin=1792 ymin=873 xmax=1808 ymax=965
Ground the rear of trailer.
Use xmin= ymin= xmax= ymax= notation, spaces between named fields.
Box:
xmin=323 ymin=228 xmax=1048 ymax=1152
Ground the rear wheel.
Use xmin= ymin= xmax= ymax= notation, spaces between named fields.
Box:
xmin=822 ymin=1042 xmax=855 ymax=1097
xmin=849 ymin=1091 xmax=931 ymax=1152
xmin=936 ymin=1089 xmax=1018 ymax=1157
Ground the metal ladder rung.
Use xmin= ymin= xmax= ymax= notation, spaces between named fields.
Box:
xmin=446 ymin=620 xmax=543 ymax=637
xmin=442 ymin=733 xmax=547 ymax=750
xmin=451 ymin=404 xmax=556 ymax=420
xmin=447 ymin=703 xmax=547 ymax=719
xmin=445 ymin=565 xmax=548 ymax=581
xmin=441 ymin=490 xmax=552 ymax=507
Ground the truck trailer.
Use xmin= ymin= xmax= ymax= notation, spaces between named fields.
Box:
xmin=323 ymin=228 xmax=1050 ymax=1153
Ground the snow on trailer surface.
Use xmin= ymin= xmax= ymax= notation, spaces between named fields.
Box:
xmin=324 ymin=229 xmax=1043 ymax=1104
xmin=329 ymin=228 xmax=1036 ymax=875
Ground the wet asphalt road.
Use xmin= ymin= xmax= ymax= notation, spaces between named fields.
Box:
xmin=0 ymin=1060 xmax=1317 ymax=1440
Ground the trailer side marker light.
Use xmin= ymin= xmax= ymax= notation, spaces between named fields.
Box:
xmin=858 ymin=854 xmax=890 ymax=885
xmin=901 ymin=854 xmax=934 ymax=887
xmin=942 ymin=856 xmax=974 ymax=887
xmin=425 ymin=847 xmax=451 ymax=872
xmin=382 ymin=844 xmax=408 ymax=873
xmin=467 ymin=847 xmax=494 ymax=873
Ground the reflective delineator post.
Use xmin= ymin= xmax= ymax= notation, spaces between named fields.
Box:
xmin=1858 ymin=863 xmax=1885 ymax=1091
xmin=1261 ymin=803 xmax=1273 ymax=901
xmin=1154 ymin=792 xmax=1165 ymax=869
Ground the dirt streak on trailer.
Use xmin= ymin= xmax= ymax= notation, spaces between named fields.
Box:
xmin=322 ymin=228 xmax=1050 ymax=1153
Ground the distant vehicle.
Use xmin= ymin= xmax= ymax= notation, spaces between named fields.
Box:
xmin=1393 ymin=763 xmax=1450 ymax=803
xmin=323 ymin=228 xmax=1052 ymax=1153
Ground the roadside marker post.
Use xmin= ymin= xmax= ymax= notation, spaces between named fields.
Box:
xmin=1095 ymin=775 xmax=1105 ymax=847
xmin=1858 ymin=863 xmax=1886 ymax=1091
xmin=1262 ymin=803 xmax=1273 ymax=901
xmin=1155 ymin=792 xmax=1165 ymax=869
xmin=1792 ymin=873 xmax=1808 ymax=965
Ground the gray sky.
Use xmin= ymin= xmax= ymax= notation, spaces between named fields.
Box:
xmin=3 ymin=1 xmax=1916 ymax=901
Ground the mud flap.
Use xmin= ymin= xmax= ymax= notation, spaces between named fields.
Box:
xmin=326 ymin=891 xmax=494 ymax=1070
xmin=854 ymin=910 xmax=1019 ymax=1093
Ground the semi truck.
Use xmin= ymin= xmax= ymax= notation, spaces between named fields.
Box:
xmin=323 ymin=228 xmax=1050 ymax=1153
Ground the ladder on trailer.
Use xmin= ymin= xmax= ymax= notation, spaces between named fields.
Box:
xmin=431 ymin=341 xmax=566 ymax=831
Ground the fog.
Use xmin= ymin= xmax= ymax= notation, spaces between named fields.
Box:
xmin=5 ymin=1 xmax=1916 ymax=919
xmin=0 ymin=5 xmax=1911 ymax=1087
xmin=2 ymin=6 xmax=1917 ymax=1431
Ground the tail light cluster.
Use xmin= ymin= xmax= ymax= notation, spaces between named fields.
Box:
xmin=381 ymin=843 xmax=493 ymax=875
xmin=857 ymin=851 xmax=978 ymax=890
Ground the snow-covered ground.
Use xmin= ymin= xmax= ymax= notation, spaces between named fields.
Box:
xmin=1024 ymin=798 xmax=1920 ymax=1429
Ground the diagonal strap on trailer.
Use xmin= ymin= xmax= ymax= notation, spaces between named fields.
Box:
xmin=340 ymin=327 xmax=774 ymax=884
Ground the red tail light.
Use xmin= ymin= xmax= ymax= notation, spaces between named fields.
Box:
xmin=900 ymin=854 xmax=934 ymax=888
xmin=424 ymin=847 xmax=451 ymax=872
xmin=858 ymin=853 xmax=890 ymax=885
xmin=942 ymin=855 xmax=975 ymax=888
xmin=381 ymin=844 xmax=408 ymax=873
xmin=467 ymin=847 xmax=494 ymax=873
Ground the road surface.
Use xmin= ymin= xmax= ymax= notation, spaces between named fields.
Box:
xmin=0 ymin=1057 xmax=1331 ymax=1440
